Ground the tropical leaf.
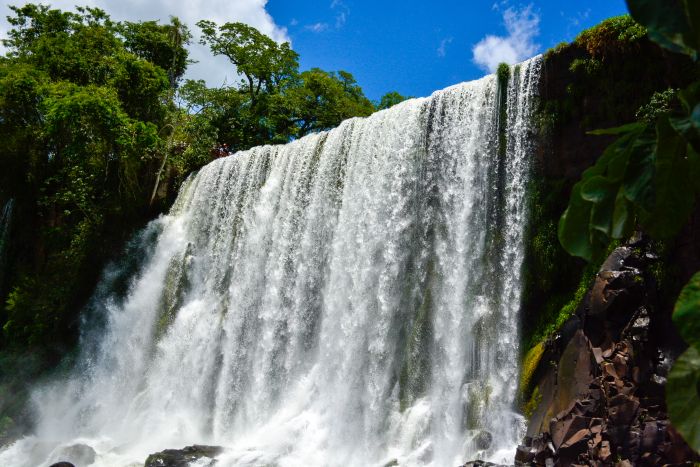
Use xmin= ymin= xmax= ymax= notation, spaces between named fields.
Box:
xmin=626 ymin=0 xmax=699 ymax=59
xmin=666 ymin=346 xmax=700 ymax=453
xmin=587 ymin=122 xmax=646 ymax=136
xmin=621 ymin=127 xmax=656 ymax=207
xmin=641 ymin=116 xmax=696 ymax=238
xmin=674 ymin=271 xmax=700 ymax=349
xmin=558 ymin=183 xmax=594 ymax=261
xmin=611 ymin=189 xmax=634 ymax=239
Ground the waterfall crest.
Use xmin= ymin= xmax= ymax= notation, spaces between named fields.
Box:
xmin=0 ymin=57 xmax=541 ymax=467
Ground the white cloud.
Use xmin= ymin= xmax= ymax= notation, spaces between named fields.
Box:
xmin=305 ymin=22 xmax=329 ymax=33
xmin=437 ymin=37 xmax=453 ymax=58
xmin=0 ymin=0 xmax=290 ymax=88
xmin=472 ymin=5 xmax=540 ymax=73
xmin=335 ymin=12 xmax=347 ymax=28
xmin=331 ymin=0 xmax=349 ymax=29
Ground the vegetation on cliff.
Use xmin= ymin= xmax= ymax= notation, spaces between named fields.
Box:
xmin=556 ymin=0 xmax=700 ymax=454
xmin=520 ymin=10 xmax=696 ymax=358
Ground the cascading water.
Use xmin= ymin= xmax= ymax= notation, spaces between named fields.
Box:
xmin=0 ymin=57 xmax=541 ymax=467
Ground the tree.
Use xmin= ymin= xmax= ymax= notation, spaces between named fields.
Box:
xmin=193 ymin=21 xmax=378 ymax=151
xmin=284 ymin=68 xmax=375 ymax=137
xmin=0 ymin=4 xmax=197 ymax=353
xmin=120 ymin=17 xmax=191 ymax=88
xmin=196 ymin=20 xmax=298 ymax=105
xmin=376 ymin=91 xmax=411 ymax=110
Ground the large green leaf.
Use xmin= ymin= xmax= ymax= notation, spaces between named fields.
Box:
xmin=587 ymin=122 xmax=646 ymax=136
xmin=558 ymin=183 xmax=594 ymax=261
xmin=622 ymin=128 xmax=656 ymax=207
xmin=670 ymin=114 xmax=700 ymax=154
xmin=626 ymin=0 xmax=699 ymax=59
xmin=582 ymin=176 xmax=617 ymax=237
xmin=581 ymin=176 xmax=617 ymax=203
xmin=674 ymin=272 xmax=700 ymax=349
xmin=641 ymin=117 xmax=696 ymax=238
xmin=611 ymin=189 xmax=634 ymax=239
xmin=666 ymin=346 xmax=700 ymax=453
xmin=690 ymin=145 xmax=700 ymax=196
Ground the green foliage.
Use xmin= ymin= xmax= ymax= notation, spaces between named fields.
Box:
xmin=574 ymin=15 xmax=647 ymax=57
xmin=636 ymin=88 xmax=680 ymax=123
xmin=376 ymin=91 xmax=410 ymax=110
xmin=120 ymin=17 xmax=191 ymax=87
xmin=558 ymin=93 xmax=700 ymax=262
xmin=284 ymin=68 xmax=375 ymax=137
xmin=559 ymin=0 xmax=700 ymax=453
xmin=192 ymin=20 xmax=377 ymax=152
xmin=626 ymin=0 xmax=700 ymax=59
xmin=666 ymin=346 xmax=700 ymax=451
xmin=497 ymin=62 xmax=511 ymax=85
xmin=528 ymin=259 xmax=599 ymax=349
xmin=0 ymin=4 xmax=199 ymax=354
xmin=196 ymin=20 xmax=299 ymax=103
xmin=674 ymin=271 xmax=700 ymax=352
xmin=497 ymin=63 xmax=510 ymax=165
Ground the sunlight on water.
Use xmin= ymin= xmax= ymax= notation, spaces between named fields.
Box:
xmin=0 ymin=57 xmax=541 ymax=467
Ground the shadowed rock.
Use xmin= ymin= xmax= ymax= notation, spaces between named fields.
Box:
xmin=518 ymin=242 xmax=700 ymax=465
xmin=144 ymin=445 xmax=223 ymax=467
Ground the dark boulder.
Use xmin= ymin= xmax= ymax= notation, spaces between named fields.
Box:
xmin=145 ymin=445 xmax=223 ymax=467
xmin=473 ymin=430 xmax=493 ymax=451
xmin=49 ymin=463 xmax=75 ymax=467
xmin=460 ymin=461 xmax=503 ymax=467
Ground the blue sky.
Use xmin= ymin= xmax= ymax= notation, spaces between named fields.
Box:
xmin=267 ymin=0 xmax=629 ymax=100
xmin=1 ymin=0 xmax=629 ymax=101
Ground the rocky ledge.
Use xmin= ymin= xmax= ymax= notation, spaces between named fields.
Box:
xmin=518 ymin=240 xmax=700 ymax=466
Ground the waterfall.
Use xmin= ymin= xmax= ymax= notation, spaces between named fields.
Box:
xmin=0 ymin=57 xmax=541 ymax=467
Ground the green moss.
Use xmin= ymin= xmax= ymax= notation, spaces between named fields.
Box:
xmin=544 ymin=42 xmax=569 ymax=60
xmin=497 ymin=62 xmax=510 ymax=161
xmin=497 ymin=62 xmax=511 ymax=85
xmin=519 ymin=342 xmax=545 ymax=399
xmin=523 ymin=386 xmax=542 ymax=419
xmin=569 ymin=58 xmax=602 ymax=75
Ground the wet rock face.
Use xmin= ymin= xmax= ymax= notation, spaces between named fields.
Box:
xmin=519 ymin=242 xmax=700 ymax=466
xmin=144 ymin=445 xmax=223 ymax=467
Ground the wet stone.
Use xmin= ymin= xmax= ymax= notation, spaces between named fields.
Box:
xmin=145 ymin=445 xmax=223 ymax=467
